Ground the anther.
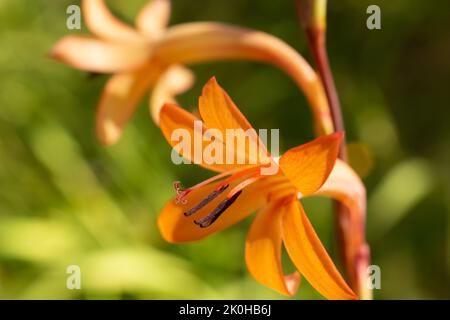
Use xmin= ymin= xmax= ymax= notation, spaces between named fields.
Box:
xmin=183 ymin=184 xmax=229 ymax=217
xmin=194 ymin=190 xmax=243 ymax=228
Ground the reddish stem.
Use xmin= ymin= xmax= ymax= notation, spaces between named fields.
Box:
xmin=295 ymin=0 xmax=372 ymax=299
xmin=304 ymin=29 xmax=346 ymax=159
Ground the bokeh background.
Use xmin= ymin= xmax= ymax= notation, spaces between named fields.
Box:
xmin=0 ymin=0 xmax=449 ymax=299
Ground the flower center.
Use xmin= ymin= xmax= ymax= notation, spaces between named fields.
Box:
xmin=173 ymin=166 xmax=265 ymax=228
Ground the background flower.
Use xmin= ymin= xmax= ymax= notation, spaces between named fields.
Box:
xmin=51 ymin=0 xmax=334 ymax=146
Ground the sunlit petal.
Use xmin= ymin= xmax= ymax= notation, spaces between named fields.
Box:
xmin=150 ymin=65 xmax=194 ymax=124
xmin=312 ymin=159 xmax=367 ymax=297
xmin=313 ymin=159 xmax=366 ymax=219
xmin=199 ymin=77 xmax=253 ymax=132
xmin=159 ymin=103 xmax=247 ymax=172
xmin=96 ymin=63 xmax=162 ymax=145
xmin=279 ymin=132 xmax=342 ymax=196
xmin=198 ymin=78 xmax=269 ymax=165
xmin=282 ymin=198 xmax=357 ymax=300
xmin=82 ymin=0 xmax=146 ymax=43
xmin=246 ymin=200 xmax=300 ymax=296
xmin=50 ymin=36 xmax=152 ymax=73
xmin=136 ymin=0 xmax=171 ymax=37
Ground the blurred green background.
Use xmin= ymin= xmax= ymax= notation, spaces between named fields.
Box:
xmin=0 ymin=0 xmax=449 ymax=299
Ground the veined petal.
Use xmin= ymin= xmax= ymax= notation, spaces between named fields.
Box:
xmin=96 ymin=62 xmax=163 ymax=145
xmin=199 ymin=77 xmax=253 ymax=132
xmin=279 ymin=132 xmax=342 ymax=196
xmin=198 ymin=78 xmax=270 ymax=165
xmin=150 ymin=65 xmax=194 ymax=124
xmin=282 ymin=198 xmax=357 ymax=300
xmin=136 ymin=0 xmax=171 ymax=37
xmin=246 ymin=200 xmax=300 ymax=296
xmin=155 ymin=22 xmax=334 ymax=135
xmin=82 ymin=0 xmax=146 ymax=43
xmin=50 ymin=36 xmax=152 ymax=73
xmin=158 ymin=178 xmax=273 ymax=243
xmin=159 ymin=103 xmax=247 ymax=172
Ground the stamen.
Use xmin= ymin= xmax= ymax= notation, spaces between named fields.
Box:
xmin=214 ymin=166 xmax=261 ymax=191
xmin=227 ymin=174 xmax=265 ymax=198
xmin=194 ymin=190 xmax=243 ymax=228
xmin=173 ymin=166 xmax=259 ymax=205
xmin=183 ymin=184 xmax=229 ymax=217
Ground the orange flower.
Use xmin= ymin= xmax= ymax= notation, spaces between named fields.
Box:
xmin=50 ymin=0 xmax=333 ymax=145
xmin=157 ymin=78 xmax=361 ymax=300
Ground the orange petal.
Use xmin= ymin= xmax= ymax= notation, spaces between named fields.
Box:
xmin=150 ymin=65 xmax=194 ymax=124
xmin=282 ymin=198 xmax=357 ymax=300
xmin=246 ymin=201 xmax=300 ymax=296
xmin=279 ymin=132 xmax=342 ymax=196
xmin=158 ymin=178 xmax=274 ymax=243
xmin=50 ymin=36 xmax=152 ymax=73
xmin=313 ymin=159 xmax=366 ymax=220
xmin=312 ymin=159 xmax=367 ymax=296
xmin=159 ymin=103 xmax=242 ymax=172
xmin=136 ymin=0 xmax=171 ymax=37
xmin=199 ymin=77 xmax=253 ymax=132
xmin=198 ymin=78 xmax=269 ymax=165
xmin=96 ymin=63 xmax=162 ymax=145
xmin=82 ymin=0 xmax=145 ymax=43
